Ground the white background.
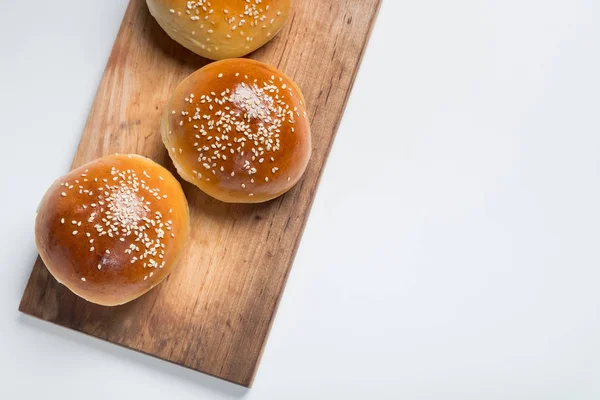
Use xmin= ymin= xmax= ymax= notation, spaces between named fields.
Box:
xmin=1 ymin=0 xmax=600 ymax=398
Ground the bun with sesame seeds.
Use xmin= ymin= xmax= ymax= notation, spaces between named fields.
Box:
xmin=146 ymin=0 xmax=291 ymax=60
xmin=35 ymin=154 xmax=190 ymax=306
xmin=161 ymin=58 xmax=311 ymax=203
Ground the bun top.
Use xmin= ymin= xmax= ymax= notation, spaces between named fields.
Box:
xmin=161 ymin=58 xmax=312 ymax=203
xmin=35 ymin=154 xmax=190 ymax=306
xmin=147 ymin=0 xmax=291 ymax=60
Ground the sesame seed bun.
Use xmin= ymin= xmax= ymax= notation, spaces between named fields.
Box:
xmin=161 ymin=58 xmax=311 ymax=203
xmin=146 ymin=0 xmax=291 ymax=60
xmin=35 ymin=154 xmax=190 ymax=306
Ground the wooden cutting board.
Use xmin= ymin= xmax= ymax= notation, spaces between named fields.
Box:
xmin=19 ymin=0 xmax=381 ymax=387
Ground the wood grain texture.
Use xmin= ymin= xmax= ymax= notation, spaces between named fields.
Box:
xmin=19 ymin=0 xmax=381 ymax=387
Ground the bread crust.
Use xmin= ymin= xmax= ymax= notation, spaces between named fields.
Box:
xmin=161 ymin=58 xmax=311 ymax=203
xmin=146 ymin=0 xmax=291 ymax=60
xmin=35 ymin=154 xmax=190 ymax=306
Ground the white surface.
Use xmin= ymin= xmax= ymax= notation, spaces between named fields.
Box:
xmin=1 ymin=0 xmax=600 ymax=398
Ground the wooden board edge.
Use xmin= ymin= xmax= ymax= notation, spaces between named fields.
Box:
xmin=71 ymin=0 xmax=138 ymax=171
xmin=18 ymin=310 xmax=252 ymax=388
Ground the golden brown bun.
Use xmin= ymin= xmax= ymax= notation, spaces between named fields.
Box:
xmin=35 ymin=154 xmax=190 ymax=306
xmin=146 ymin=0 xmax=291 ymax=60
xmin=161 ymin=58 xmax=311 ymax=203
